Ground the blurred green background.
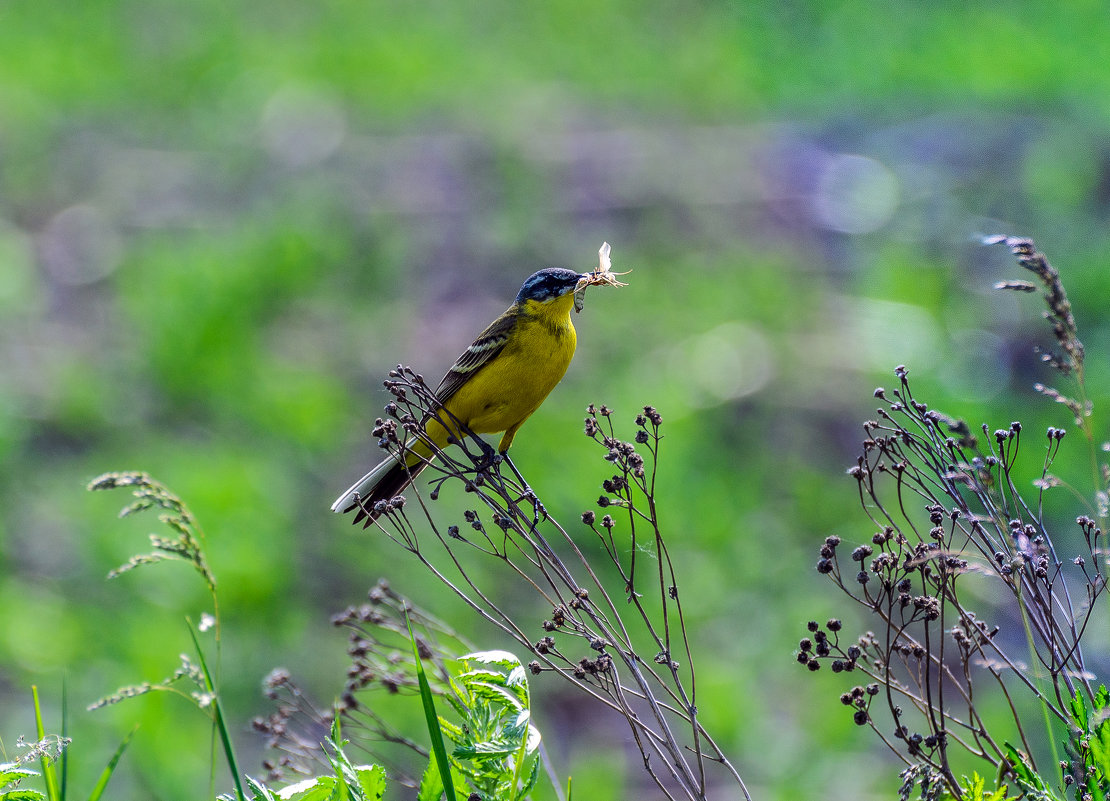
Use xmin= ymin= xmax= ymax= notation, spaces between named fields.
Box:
xmin=3 ymin=1 xmax=1110 ymax=798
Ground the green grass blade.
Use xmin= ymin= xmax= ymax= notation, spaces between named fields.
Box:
xmin=86 ymin=724 xmax=138 ymax=801
xmin=406 ymin=614 xmax=457 ymax=801
xmin=60 ymin=676 xmax=67 ymax=801
xmin=31 ymin=687 xmax=61 ymax=801
xmin=186 ymin=621 xmax=245 ymax=801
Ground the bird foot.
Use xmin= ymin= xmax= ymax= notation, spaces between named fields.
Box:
xmin=471 ymin=436 xmax=501 ymax=473
xmin=522 ymin=490 xmax=548 ymax=526
xmin=475 ymin=451 xmax=502 ymax=475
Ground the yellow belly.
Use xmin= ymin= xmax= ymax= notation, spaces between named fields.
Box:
xmin=447 ymin=317 xmax=576 ymax=435
xmin=417 ymin=302 xmax=577 ymax=457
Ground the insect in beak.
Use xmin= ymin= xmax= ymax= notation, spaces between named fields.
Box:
xmin=572 ymin=242 xmax=630 ymax=313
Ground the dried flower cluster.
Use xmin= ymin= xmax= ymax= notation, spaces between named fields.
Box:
xmin=252 ymin=580 xmax=460 ymax=784
xmin=802 ymin=238 xmax=1110 ymax=799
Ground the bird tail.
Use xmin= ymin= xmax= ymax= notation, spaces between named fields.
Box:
xmin=333 ymin=412 xmax=456 ymax=525
xmin=331 ymin=453 xmax=429 ymax=526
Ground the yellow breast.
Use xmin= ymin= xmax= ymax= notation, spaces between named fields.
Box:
xmin=446 ymin=293 xmax=577 ymax=436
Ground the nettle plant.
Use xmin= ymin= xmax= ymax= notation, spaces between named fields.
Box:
xmin=800 ymin=237 xmax=1110 ymax=801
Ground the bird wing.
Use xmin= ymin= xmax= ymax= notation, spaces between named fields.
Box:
xmin=434 ymin=306 xmax=517 ymax=403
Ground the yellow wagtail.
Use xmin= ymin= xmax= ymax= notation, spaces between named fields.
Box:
xmin=333 ymin=244 xmax=626 ymax=524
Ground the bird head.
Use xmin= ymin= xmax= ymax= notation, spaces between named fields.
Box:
xmin=515 ymin=268 xmax=589 ymax=306
xmin=516 ymin=245 xmax=629 ymax=313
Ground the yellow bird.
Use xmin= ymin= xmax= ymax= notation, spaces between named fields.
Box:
xmin=333 ymin=258 xmax=620 ymax=525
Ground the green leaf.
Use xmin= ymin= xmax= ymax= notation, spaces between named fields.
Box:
xmin=453 ymin=740 xmax=519 ymax=760
xmin=242 ymin=776 xmax=279 ymax=801
xmin=352 ymin=765 xmax=385 ymax=800
xmin=186 ymin=621 xmax=246 ymax=801
xmin=275 ymin=776 xmax=335 ymax=801
xmin=465 ymin=679 xmax=525 ymax=712
xmin=514 ymin=755 xmax=541 ymax=801
xmin=0 ymin=790 xmax=48 ymax=801
xmin=1095 ymin=685 xmax=1110 ymax=713
xmin=87 ymin=724 xmax=138 ymax=801
xmin=1071 ymin=689 xmax=1090 ymax=731
xmin=409 ymin=614 xmax=458 ymax=801
xmin=455 ymin=669 xmax=510 ymax=688
xmin=436 ymin=718 xmax=466 ymax=744
xmin=415 ymin=760 xmax=442 ymax=801
xmin=1000 ymin=743 xmax=1050 ymax=794
xmin=31 ymin=688 xmax=60 ymax=801
xmin=962 ymin=773 xmax=985 ymax=800
xmin=0 ymin=767 xmax=39 ymax=788
xmin=460 ymin=650 xmax=520 ymax=670
xmin=961 ymin=772 xmax=1018 ymax=801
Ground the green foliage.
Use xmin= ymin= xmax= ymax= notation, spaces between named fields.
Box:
xmin=85 ymin=725 xmax=136 ymax=801
xmin=0 ymin=705 xmax=131 ymax=801
xmin=436 ymin=651 xmax=541 ymax=801
xmin=408 ymin=641 xmax=545 ymax=801
xmin=0 ymin=758 xmax=48 ymax=801
xmin=998 ymin=743 xmax=1058 ymax=801
xmin=1063 ymin=686 xmax=1110 ymax=800
xmin=84 ymin=471 xmax=550 ymax=800
xmin=411 ymin=618 xmax=459 ymax=801
xmin=229 ymin=725 xmax=386 ymax=801
xmin=229 ymin=649 xmax=542 ymax=801
xmin=30 ymin=689 xmax=60 ymax=801
xmin=86 ymin=474 xmax=245 ymax=798
xmin=186 ymin=623 xmax=245 ymax=801
xmin=960 ymin=773 xmax=1018 ymax=801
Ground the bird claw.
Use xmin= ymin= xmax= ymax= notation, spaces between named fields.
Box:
xmin=475 ymin=454 xmax=502 ymax=479
xmin=522 ymin=490 xmax=548 ymax=525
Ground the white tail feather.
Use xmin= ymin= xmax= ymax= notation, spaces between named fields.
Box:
xmin=330 ymin=455 xmax=398 ymax=512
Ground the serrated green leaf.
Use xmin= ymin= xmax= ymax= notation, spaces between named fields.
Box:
xmin=436 ymin=718 xmax=466 ymax=744
xmin=276 ymin=775 xmax=335 ymax=801
xmin=450 ymin=770 xmax=471 ymax=801
xmin=1000 ymin=743 xmax=1049 ymax=793
xmin=416 ymin=761 xmax=442 ymax=801
xmin=962 ymin=772 xmax=985 ymax=799
xmin=460 ymin=651 xmax=520 ymax=669
xmin=0 ymin=767 xmax=39 ymax=787
xmin=455 ymin=669 xmax=509 ymax=690
xmin=1096 ymin=685 xmax=1110 ymax=712
xmin=466 ymin=681 xmax=524 ymax=712
xmin=514 ymin=755 xmax=541 ymax=801
xmin=242 ymin=776 xmax=279 ymax=801
xmin=1071 ymin=690 xmax=1090 ymax=731
xmin=524 ymin=723 xmax=542 ymax=755
xmin=1001 ymin=743 xmax=1033 ymax=785
xmin=0 ymin=790 xmax=47 ymax=801
xmin=442 ymin=693 xmax=469 ymax=721
xmin=352 ymin=765 xmax=385 ymax=800
xmin=505 ymin=664 xmax=528 ymax=690
xmin=453 ymin=740 xmax=518 ymax=760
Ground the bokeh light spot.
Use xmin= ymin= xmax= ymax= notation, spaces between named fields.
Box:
xmin=38 ymin=204 xmax=121 ymax=286
xmin=261 ymin=85 xmax=347 ymax=168
xmin=812 ymin=154 xmax=899 ymax=234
